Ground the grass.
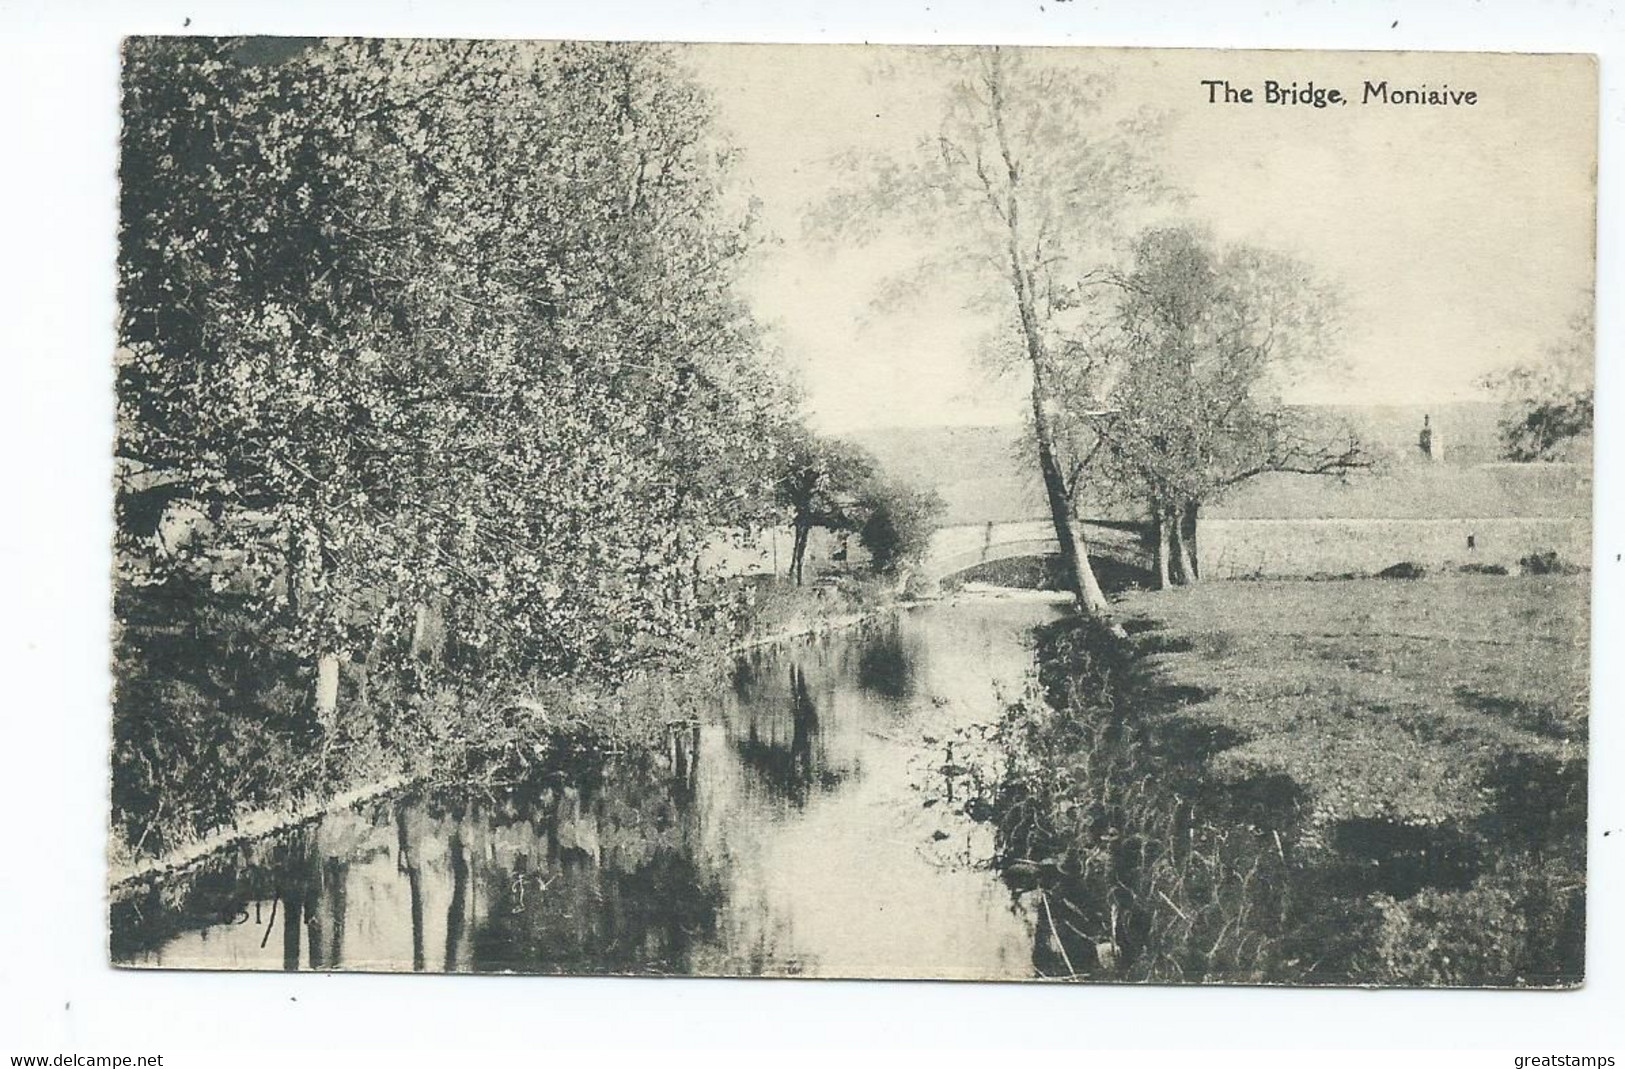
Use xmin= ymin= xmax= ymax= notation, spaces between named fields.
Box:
xmin=970 ymin=572 xmax=1588 ymax=987
xmin=1116 ymin=574 xmax=1588 ymax=829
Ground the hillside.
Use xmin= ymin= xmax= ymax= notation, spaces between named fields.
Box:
xmin=1295 ymin=401 xmax=1510 ymax=467
xmin=843 ymin=403 xmax=1529 ymax=528
xmin=845 ymin=425 xmax=1049 ymax=526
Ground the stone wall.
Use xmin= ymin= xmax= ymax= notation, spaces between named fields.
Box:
xmin=1198 ymin=517 xmax=1591 ymax=578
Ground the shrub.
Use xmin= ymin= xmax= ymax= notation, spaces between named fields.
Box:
xmin=112 ymin=585 xmax=333 ymax=858
xmin=858 ymin=480 xmax=945 ymax=576
xmin=1518 ymin=550 xmax=1577 ymax=576
xmin=1367 ymin=859 xmax=1584 ymax=986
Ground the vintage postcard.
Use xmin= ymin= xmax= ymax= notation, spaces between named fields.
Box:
xmin=110 ymin=39 xmax=1595 ymax=986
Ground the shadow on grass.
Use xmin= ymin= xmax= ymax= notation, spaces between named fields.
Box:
xmin=1454 ymin=686 xmax=1583 ymax=743
xmin=965 ymin=607 xmax=1587 ymax=987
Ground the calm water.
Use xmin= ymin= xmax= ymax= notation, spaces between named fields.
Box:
xmin=110 ymin=597 xmax=1065 ymax=978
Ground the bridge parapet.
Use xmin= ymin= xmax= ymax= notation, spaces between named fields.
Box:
xmin=920 ymin=519 xmax=1150 ymax=588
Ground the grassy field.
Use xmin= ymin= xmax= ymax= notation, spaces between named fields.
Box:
xmin=974 ymin=572 xmax=1589 ymax=986
xmin=1117 ymin=574 xmax=1589 ymax=830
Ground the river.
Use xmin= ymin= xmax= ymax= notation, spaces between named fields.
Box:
xmin=109 ymin=595 xmax=1067 ymax=979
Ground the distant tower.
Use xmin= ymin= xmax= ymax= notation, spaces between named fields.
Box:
xmin=1419 ymin=413 xmax=1443 ymax=463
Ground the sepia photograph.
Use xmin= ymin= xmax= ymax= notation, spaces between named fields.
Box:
xmin=106 ymin=38 xmax=1595 ymax=987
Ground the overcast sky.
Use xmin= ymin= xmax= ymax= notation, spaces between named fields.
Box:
xmin=685 ymin=45 xmax=1596 ymax=433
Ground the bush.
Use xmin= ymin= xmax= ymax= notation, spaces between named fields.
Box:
xmin=1368 ymin=859 xmax=1584 ymax=986
xmin=1376 ymin=562 xmax=1427 ymax=580
xmin=737 ymin=575 xmax=891 ymax=641
xmin=1518 ymin=550 xmax=1577 ymax=576
xmin=111 ymin=568 xmax=744 ymax=861
xmin=858 ymin=480 xmax=945 ymax=575
xmin=112 ymin=580 xmax=332 ymax=858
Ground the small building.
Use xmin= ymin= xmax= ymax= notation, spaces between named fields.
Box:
xmin=1199 ymin=461 xmax=1590 ymax=579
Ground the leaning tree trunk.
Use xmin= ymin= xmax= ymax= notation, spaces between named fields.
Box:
xmin=1014 ymin=276 xmax=1113 ymax=619
xmin=1070 ymin=500 xmax=1115 ymax=613
xmin=1028 ymin=363 xmax=1114 ymax=619
xmin=987 ymin=56 xmax=1115 ymax=625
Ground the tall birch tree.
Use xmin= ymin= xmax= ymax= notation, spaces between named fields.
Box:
xmin=815 ymin=47 xmax=1171 ymax=619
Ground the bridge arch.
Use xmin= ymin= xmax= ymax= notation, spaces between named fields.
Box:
xmin=920 ymin=519 xmax=1153 ymax=591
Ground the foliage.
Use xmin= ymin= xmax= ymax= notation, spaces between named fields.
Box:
xmin=1051 ymin=226 xmax=1366 ymax=586
xmin=812 ymin=47 xmax=1174 ymax=614
xmin=114 ymin=38 xmax=796 ymax=855
xmin=1366 ymin=859 xmax=1584 ymax=986
xmin=773 ymin=430 xmax=875 ymax=529
xmin=410 ymin=664 xmax=724 ymax=793
xmin=1499 ymin=395 xmax=1594 ymax=462
xmin=120 ymin=38 xmax=792 ymax=683
xmin=732 ymin=575 xmax=899 ymax=653
xmin=772 ymin=429 xmax=877 ymax=584
xmin=1482 ymin=311 xmax=1594 ymax=462
xmin=812 ymin=47 xmax=1171 ymax=310
xmin=1518 ymin=550 xmax=1580 ymax=576
xmin=112 ymin=572 xmax=742 ymax=858
xmin=112 ymin=578 xmax=339 ymax=856
xmin=857 ymin=480 xmax=945 ymax=575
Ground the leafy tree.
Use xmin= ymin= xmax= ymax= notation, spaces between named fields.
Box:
xmin=1482 ymin=311 xmax=1594 ymax=462
xmin=114 ymin=38 xmax=795 ymax=846
xmin=773 ymin=430 xmax=876 ymax=585
xmin=857 ymin=480 xmax=946 ymax=576
xmin=814 ymin=47 xmax=1172 ymax=621
xmin=1055 ymin=227 xmax=1366 ymax=587
xmin=120 ymin=38 xmax=790 ymax=682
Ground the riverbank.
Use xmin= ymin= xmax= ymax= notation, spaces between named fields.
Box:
xmin=732 ymin=573 xmax=904 ymax=649
xmin=112 ymin=597 xmax=1060 ymax=974
xmin=108 ymin=774 xmax=411 ymax=892
xmin=974 ymin=571 xmax=1588 ymax=986
xmin=110 ymin=573 xmax=901 ymax=891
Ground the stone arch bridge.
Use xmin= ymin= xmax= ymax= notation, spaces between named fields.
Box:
xmin=920 ymin=518 xmax=1152 ymax=590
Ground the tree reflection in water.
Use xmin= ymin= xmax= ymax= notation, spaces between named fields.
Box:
xmin=468 ymin=755 xmax=725 ymax=974
xmin=111 ymin=600 xmax=1061 ymax=979
xmin=110 ymin=744 xmax=727 ymax=975
xmin=729 ymin=655 xmax=854 ymax=806
xmin=856 ymin=618 xmax=921 ymax=701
